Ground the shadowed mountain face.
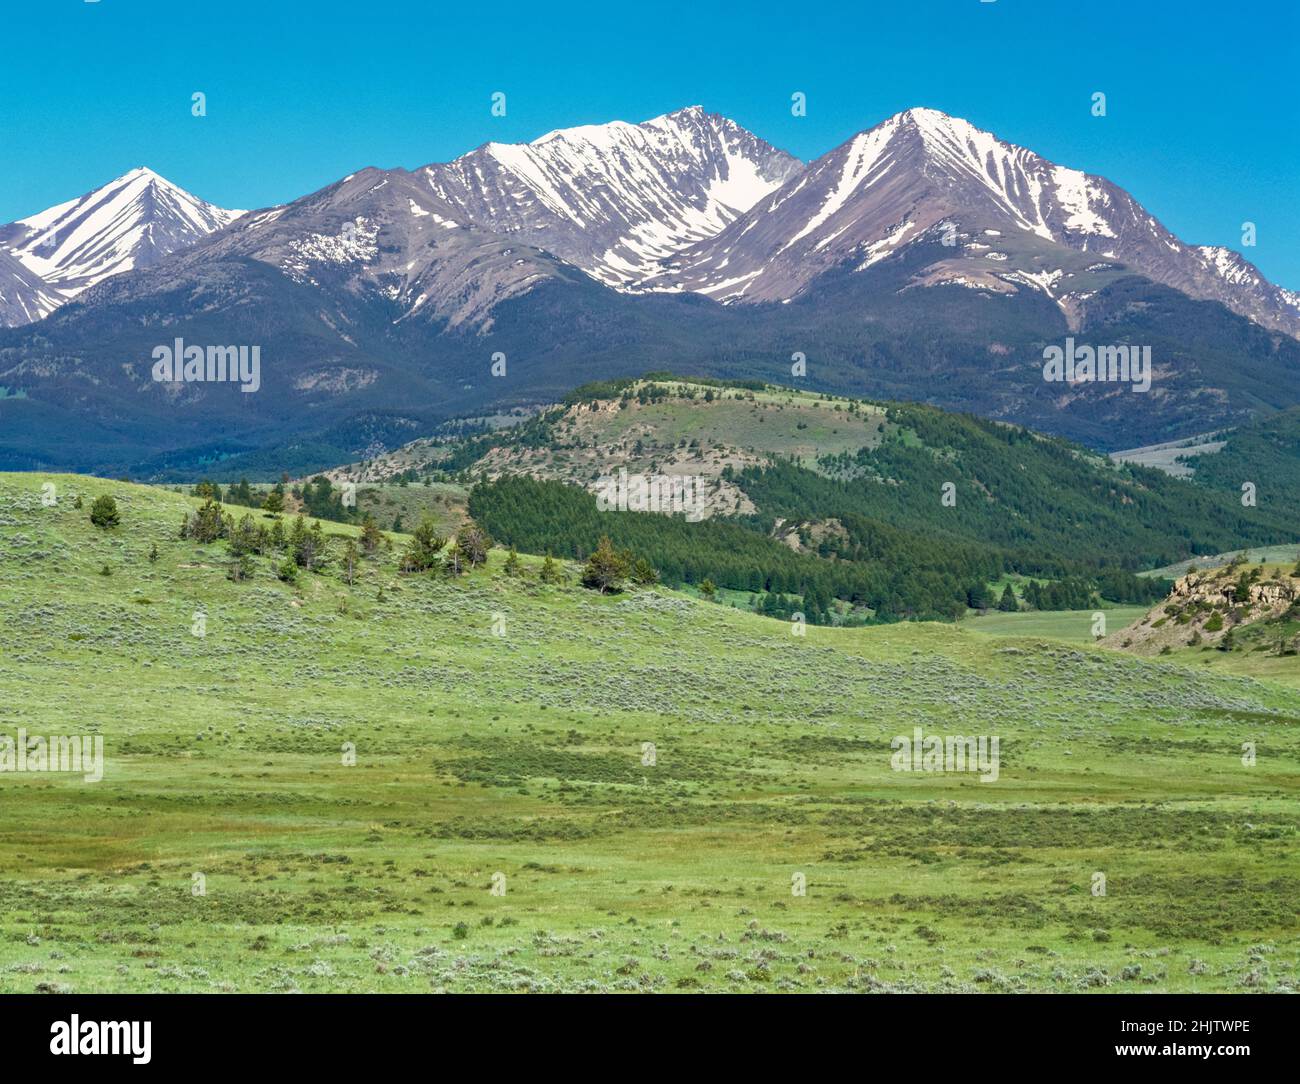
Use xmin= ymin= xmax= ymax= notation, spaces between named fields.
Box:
xmin=0 ymin=107 xmax=1296 ymax=477
xmin=0 ymin=246 xmax=64 ymax=326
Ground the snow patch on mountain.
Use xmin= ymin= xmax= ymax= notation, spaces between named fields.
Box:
xmin=281 ymin=218 xmax=379 ymax=283
xmin=423 ymin=106 xmax=802 ymax=288
xmin=1051 ymin=167 xmax=1115 ymax=238
xmin=785 ymin=121 xmax=900 ymax=251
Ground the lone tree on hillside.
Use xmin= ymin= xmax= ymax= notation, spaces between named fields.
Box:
xmin=182 ymin=499 xmax=227 ymax=544
xmin=539 ymin=553 xmax=565 ymax=585
xmin=89 ymin=495 xmax=120 ymax=530
xmin=400 ymin=515 xmax=447 ymax=573
xmin=582 ymin=536 xmax=631 ymax=594
xmin=360 ymin=514 xmax=384 ymax=556
xmin=454 ymin=523 xmax=492 ymax=569
xmin=342 ymin=539 xmax=360 ymax=586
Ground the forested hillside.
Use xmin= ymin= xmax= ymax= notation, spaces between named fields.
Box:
xmin=457 ymin=379 xmax=1297 ymax=623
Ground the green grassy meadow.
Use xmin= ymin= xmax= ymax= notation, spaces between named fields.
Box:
xmin=961 ymin=607 xmax=1150 ymax=643
xmin=588 ymin=388 xmax=887 ymax=463
xmin=1 ymin=474 xmax=1298 ymax=993
xmin=1144 ymin=546 xmax=1300 ymax=580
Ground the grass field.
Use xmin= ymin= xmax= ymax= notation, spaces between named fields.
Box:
xmin=1 ymin=473 xmax=1298 ymax=993
xmin=199 ymin=481 xmax=469 ymax=537
xmin=1145 ymin=545 xmax=1300 ymax=580
xmin=589 ymin=387 xmax=887 ymax=463
xmin=1165 ymin=645 xmax=1300 ymax=690
xmin=961 ymin=607 xmax=1150 ymax=643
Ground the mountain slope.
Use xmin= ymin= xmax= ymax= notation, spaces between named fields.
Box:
xmin=0 ymin=246 xmax=64 ymax=326
xmin=174 ymin=165 xmax=579 ymax=330
xmin=439 ymin=377 xmax=1300 ymax=574
xmin=1 ymin=107 xmax=1298 ymax=473
xmin=424 ymin=106 xmax=801 ymax=287
xmin=0 ymin=168 xmax=243 ymax=324
xmin=1184 ymin=406 xmax=1300 ymax=513
xmin=644 ymin=108 xmax=1300 ymax=338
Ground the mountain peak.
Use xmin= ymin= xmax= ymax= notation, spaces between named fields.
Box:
xmin=426 ymin=107 xmax=801 ymax=289
xmin=895 ymin=105 xmax=960 ymax=125
xmin=638 ymin=106 xmax=1300 ymax=336
xmin=0 ymin=168 xmax=243 ymax=303
xmin=119 ymin=166 xmax=164 ymax=182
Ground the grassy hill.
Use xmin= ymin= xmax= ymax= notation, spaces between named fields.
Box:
xmin=2 ymin=472 xmax=1299 ymax=993
xmin=961 ymin=606 xmax=1150 ymax=643
xmin=1145 ymin=545 xmax=1300 ymax=580
xmin=1105 ymin=559 xmax=1300 ymax=688
xmin=446 ymin=378 xmax=1298 ymax=556
xmin=407 ymin=378 xmax=1300 ymax=622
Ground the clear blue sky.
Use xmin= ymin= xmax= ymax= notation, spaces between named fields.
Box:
xmin=3 ymin=0 xmax=1296 ymax=286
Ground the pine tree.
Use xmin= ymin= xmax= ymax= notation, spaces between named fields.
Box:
xmin=288 ymin=515 xmax=309 ymax=563
xmin=631 ymin=557 xmax=659 ymax=587
xmin=342 ymin=540 xmax=359 ymax=586
xmin=192 ymin=480 xmax=223 ymax=503
xmin=401 ymin=515 xmax=446 ymax=572
xmin=504 ymin=546 xmax=522 ymax=577
xmin=360 ymin=515 xmax=384 ymax=556
xmin=261 ymin=489 xmax=284 ymax=516
xmin=454 ymin=523 xmax=492 ymax=568
xmin=228 ymin=514 xmax=264 ymax=557
xmin=582 ymin=536 xmax=630 ymax=594
xmin=539 ymin=553 xmax=564 ymax=585
xmin=295 ymin=520 xmax=327 ymax=571
xmin=998 ymin=584 xmax=1018 ymax=612
xmin=89 ymin=495 xmax=120 ymax=530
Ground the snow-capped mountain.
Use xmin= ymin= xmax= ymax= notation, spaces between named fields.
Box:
xmin=643 ymin=108 xmax=1300 ymax=338
xmin=423 ymin=106 xmax=801 ymax=287
xmin=178 ymin=107 xmax=799 ymax=330
xmin=0 ymin=168 xmax=243 ymax=324
xmin=4 ymin=105 xmax=1299 ymax=477
xmin=3 ymin=110 xmax=1295 ymax=338
xmin=175 ymin=164 xmax=575 ymax=330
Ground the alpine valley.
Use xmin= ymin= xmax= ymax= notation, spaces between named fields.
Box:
xmin=3 ymin=98 xmax=1300 ymax=1001
xmin=1 ymin=105 xmax=1297 ymax=477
